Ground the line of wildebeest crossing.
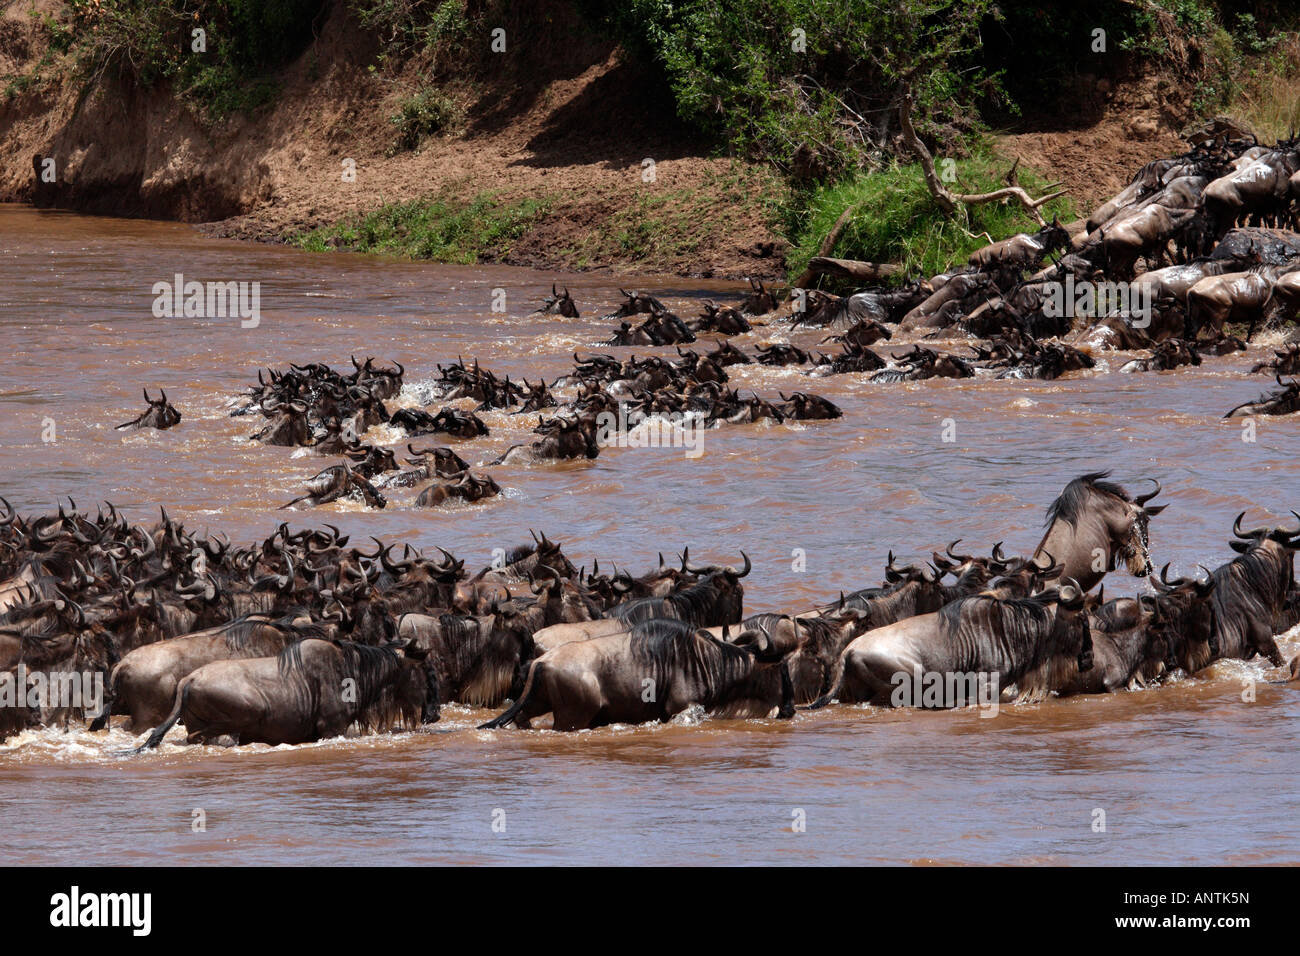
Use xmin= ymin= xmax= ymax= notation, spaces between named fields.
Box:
xmin=9 ymin=130 xmax=1300 ymax=749
xmin=0 ymin=471 xmax=1297 ymax=747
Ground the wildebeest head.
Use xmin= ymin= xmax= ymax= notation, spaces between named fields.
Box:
xmin=405 ymin=443 xmax=469 ymax=478
xmin=116 ymin=389 xmax=181 ymax=431
xmin=535 ymin=283 xmax=579 ymax=318
xmin=1150 ymin=564 xmax=1220 ymax=670
xmin=740 ymin=278 xmax=779 ymax=316
xmin=1045 ymin=580 xmax=1093 ymax=673
xmin=777 ymin=391 xmax=842 ymax=420
xmin=1035 ymin=472 xmax=1166 ymax=591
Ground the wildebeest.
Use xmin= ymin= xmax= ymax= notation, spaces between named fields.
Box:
xmin=1250 ymin=343 xmax=1300 ymax=376
xmin=1203 ymin=142 xmax=1300 ymax=236
xmin=533 ymin=283 xmax=579 ymax=318
xmin=250 ymin=399 xmax=312 ymax=447
xmin=116 ymin=389 xmax=181 ymax=431
xmin=414 ymin=470 xmax=502 ymax=508
xmin=813 ymin=584 xmax=1091 ymax=707
xmin=1223 ymin=376 xmax=1300 ymax=418
xmin=478 ymin=618 xmax=797 ymax=731
xmin=397 ymin=605 xmax=534 ymax=706
xmin=492 ymin=415 xmax=600 ymax=465
xmin=1055 ymin=595 xmax=1172 ymax=695
xmin=740 ymin=278 xmax=779 ymax=316
xmin=691 ymin=300 xmax=751 ymax=335
xmin=376 ymin=444 xmax=470 ymax=489
xmin=134 ymin=638 xmax=438 ymax=749
xmin=603 ymin=289 xmax=666 ymax=320
xmin=969 ymin=219 xmax=1070 ymax=280
xmin=1118 ymin=338 xmax=1201 ymax=373
xmin=94 ymin=613 xmax=317 ymax=731
xmin=612 ymin=554 xmax=750 ymax=628
xmin=1032 ymin=472 xmax=1165 ymax=592
xmin=389 ymin=407 xmax=488 ymax=440
xmin=1202 ymin=513 xmax=1299 ymax=667
xmin=1185 ymin=269 xmax=1276 ymax=339
xmin=280 ymin=463 xmax=386 ymax=510
xmin=776 ymin=391 xmax=842 ymax=420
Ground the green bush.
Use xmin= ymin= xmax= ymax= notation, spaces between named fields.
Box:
xmin=61 ymin=0 xmax=325 ymax=120
xmin=586 ymin=0 xmax=1004 ymax=179
xmin=387 ymin=85 xmax=460 ymax=154
xmin=786 ymin=149 xmax=1076 ymax=280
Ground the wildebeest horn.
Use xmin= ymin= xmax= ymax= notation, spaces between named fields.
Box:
xmin=1232 ymin=511 xmax=1267 ymax=540
xmin=1058 ymin=579 xmax=1084 ymax=607
xmin=1133 ymin=478 xmax=1161 ymax=507
xmin=945 ymin=539 xmax=974 ymax=562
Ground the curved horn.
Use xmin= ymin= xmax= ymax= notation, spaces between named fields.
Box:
xmin=1133 ymin=478 xmax=1161 ymax=507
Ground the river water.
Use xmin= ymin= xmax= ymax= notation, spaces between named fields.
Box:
xmin=1 ymin=204 xmax=1297 ymax=865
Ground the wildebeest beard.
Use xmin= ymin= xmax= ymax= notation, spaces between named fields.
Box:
xmin=276 ymin=640 xmax=421 ymax=732
xmin=627 ymin=619 xmax=786 ymax=718
xmin=937 ymin=594 xmax=1091 ymax=703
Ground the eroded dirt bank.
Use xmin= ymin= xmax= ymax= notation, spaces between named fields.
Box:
xmin=0 ymin=1 xmax=1204 ymax=279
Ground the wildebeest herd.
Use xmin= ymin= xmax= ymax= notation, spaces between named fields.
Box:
xmin=0 ymin=471 xmax=1296 ymax=747
xmin=8 ymin=132 xmax=1300 ymax=751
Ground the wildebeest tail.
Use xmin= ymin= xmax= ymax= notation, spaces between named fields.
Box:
xmin=478 ymin=661 xmax=538 ymax=729
xmin=133 ymin=680 xmax=191 ymax=753
xmin=804 ymin=653 xmax=848 ymax=710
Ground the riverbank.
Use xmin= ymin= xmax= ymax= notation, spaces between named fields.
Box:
xmin=1 ymin=2 xmax=1295 ymax=281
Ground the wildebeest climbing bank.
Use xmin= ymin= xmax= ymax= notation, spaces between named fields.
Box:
xmin=1 ymin=1 xmax=1299 ymax=880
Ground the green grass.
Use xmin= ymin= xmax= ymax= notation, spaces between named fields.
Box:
xmin=786 ymin=149 xmax=1077 ymax=281
xmin=387 ymin=85 xmax=462 ymax=155
xmin=290 ymin=192 xmax=553 ymax=264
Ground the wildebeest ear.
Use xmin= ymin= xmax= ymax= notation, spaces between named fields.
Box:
xmin=1144 ymin=504 xmax=1168 ymax=516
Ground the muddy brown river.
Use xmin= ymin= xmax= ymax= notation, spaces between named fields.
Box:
xmin=1 ymin=204 xmax=1297 ymax=865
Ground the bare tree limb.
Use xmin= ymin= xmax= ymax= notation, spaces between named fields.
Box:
xmin=898 ymin=91 xmax=1067 ymax=227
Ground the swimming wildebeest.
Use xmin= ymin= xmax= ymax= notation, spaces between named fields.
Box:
xmin=414 ymin=470 xmax=502 ymax=508
xmin=133 ymin=638 xmax=439 ymax=750
xmin=1201 ymin=513 xmax=1300 ymax=667
xmin=1223 ymin=376 xmax=1300 ymax=418
xmin=811 ymin=584 xmax=1091 ymax=708
xmin=478 ymin=618 xmax=798 ymax=731
xmin=279 ymin=463 xmax=386 ymax=510
xmin=533 ymin=283 xmax=579 ymax=318
xmin=116 ymin=389 xmax=181 ymax=431
xmin=740 ymin=278 xmax=779 ymax=316
xmin=250 ymin=399 xmax=312 ymax=447
xmin=1032 ymin=472 xmax=1165 ymax=592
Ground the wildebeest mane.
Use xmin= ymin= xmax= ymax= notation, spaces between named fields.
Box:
xmin=615 ymin=573 xmax=737 ymax=626
xmin=936 ymin=594 xmax=1059 ymax=677
xmin=1044 ymin=471 xmax=1130 ymax=528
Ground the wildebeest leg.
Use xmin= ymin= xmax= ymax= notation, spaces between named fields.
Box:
xmin=840 ymin=649 xmax=899 ymax=706
xmin=551 ymin=672 xmax=603 ymax=731
xmin=777 ymin=661 xmax=796 ymax=719
xmin=1252 ymin=625 xmax=1284 ymax=667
